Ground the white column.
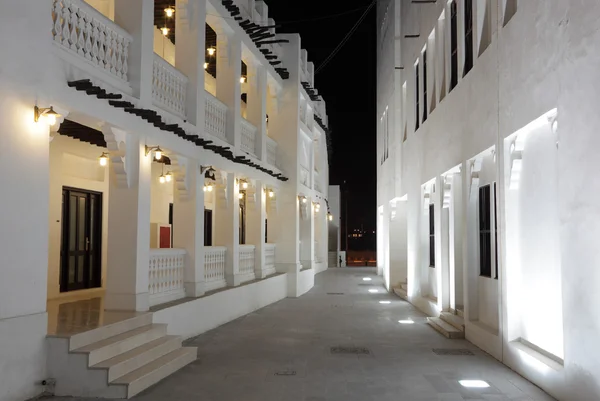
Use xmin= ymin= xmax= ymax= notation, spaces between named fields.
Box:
xmin=299 ymin=198 xmax=315 ymax=270
xmin=437 ymin=175 xmax=450 ymax=311
xmin=214 ymin=173 xmax=241 ymax=286
xmin=248 ymin=181 xmax=267 ymax=278
xmin=175 ymin=0 xmax=206 ymax=126
xmin=173 ymin=160 xmax=205 ymax=297
xmin=114 ymin=0 xmax=154 ymax=105
xmin=106 ymin=135 xmax=151 ymax=312
xmin=216 ymin=30 xmax=242 ymax=146
xmin=247 ymin=62 xmax=268 ymax=160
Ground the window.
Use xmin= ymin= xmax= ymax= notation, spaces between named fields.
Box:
xmin=239 ymin=192 xmax=246 ymax=245
xmin=415 ymin=62 xmax=420 ymax=131
xmin=402 ymin=82 xmax=408 ymax=142
xmin=380 ymin=109 xmax=390 ymax=164
xmin=450 ymin=1 xmax=458 ymax=90
xmin=478 ymin=185 xmax=492 ymax=277
xmin=429 ymin=204 xmax=435 ymax=267
xmin=204 ymin=209 xmax=213 ymax=246
xmin=422 ymin=48 xmax=428 ymax=122
xmin=463 ymin=0 xmax=474 ymax=76
xmin=493 ymin=182 xmax=499 ymax=279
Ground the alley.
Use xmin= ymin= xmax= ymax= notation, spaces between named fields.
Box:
xmin=43 ymin=268 xmax=554 ymax=401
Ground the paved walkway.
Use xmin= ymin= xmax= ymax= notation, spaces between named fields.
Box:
xmin=45 ymin=268 xmax=555 ymax=401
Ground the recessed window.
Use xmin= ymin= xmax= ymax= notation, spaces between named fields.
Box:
xmin=479 ymin=185 xmax=492 ymax=277
xmin=463 ymin=0 xmax=474 ymax=76
xmin=429 ymin=204 xmax=435 ymax=267
xmin=503 ymin=0 xmax=517 ymax=26
xmin=494 ymin=182 xmax=499 ymax=279
xmin=422 ymin=48 xmax=428 ymax=122
xmin=415 ymin=62 xmax=420 ymax=131
xmin=449 ymin=1 xmax=458 ymax=90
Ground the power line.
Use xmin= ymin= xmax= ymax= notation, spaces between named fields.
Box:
xmin=315 ymin=0 xmax=376 ymax=75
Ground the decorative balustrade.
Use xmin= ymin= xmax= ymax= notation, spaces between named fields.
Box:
xmin=52 ymin=0 xmax=132 ymax=83
xmin=148 ymin=249 xmax=186 ymax=307
xmin=266 ymin=137 xmax=278 ymax=168
xmin=152 ymin=54 xmax=188 ymax=118
xmin=300 ymin=166 xmax=310 ymax=187
xmin=239 ymin=245 xmax=256 ymax=276
xmin=240 ymin=118 xmax=258 ymax=157
xmin=205 ymin=91 xmax=228 ymax=142
xmin=204 ymin=246 xmax=227 ymax=292
xmin=264 ymin=244 xmax=276 ymax=276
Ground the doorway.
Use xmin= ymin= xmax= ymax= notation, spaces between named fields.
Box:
xmin=60 ymin=187 xmax=102 ymax=292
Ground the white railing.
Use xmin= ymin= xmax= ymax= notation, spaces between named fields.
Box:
xmin=152 ymin=53 xmax=188 ymax=118
xmin=300 ymin=166 xmax=310 ymax=187
xmin=204 ymin=246 xmax=227 ymax=292
xmin=52 ymin=0 xmax=132 ymax=83
xmin=148 ymin=249 xmax=186 ymax=307
xmin=266 ymin=137 xmax=278 ymax=167
xmin=264 ymin=243 xmax=276 ymax=276
xmin=240 ymin=118 xmax=257 ymax=157
xmin=205 ymin=91 xmax=228 ymax=142
xmin=239 ymin=245 xmax=256 ymax=276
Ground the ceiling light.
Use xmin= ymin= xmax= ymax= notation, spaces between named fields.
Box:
xmin=362 ymin=277 xmax=372 ymax=281
xmin=379 ymin=301 xmax=391 ymax=304
xmin=398 ymin=320 xmax=414 ymax=324
xmin=98 ymin=152 xmax=109 ymax=167
xmin=164 ymin=7 xmax=175 ymax=17
xmin=159 ymin=174 xmax=166 ymax=184
xmin=161 ymin=27 xmax=170 ymax=36
xmin=368 ymin=289 xmax=379 ymax=293
xmin=34 ymin=105 xmax=60 ymax=126
xmin=207 ymin=47 xmax=216 ymax=56
xmin=459 ymin=380 xmax=490 ymax=389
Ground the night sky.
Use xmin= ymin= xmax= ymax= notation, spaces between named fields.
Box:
xmin=267 ymin=1 xmax=377 ymax=243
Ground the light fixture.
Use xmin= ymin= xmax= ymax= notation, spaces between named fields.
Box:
xmin=161 ymin=27 xmax=170 ymax=36
xmin=459 ymin=380 xmax=490 ymax=389
xmin=362 ymin=277 xmax=372 ymax=281
xmin=34 ymin=105 xmax=61 ymax=126
xmin=98 ymin=152 xmax=109 ymax=167
xmin=159 ymin=174 xmax=166 ymax=184
xmin=328 ymin=213 xmax=333 ymax=221
xmin=145 ymin=145 xmax=163 ymax=160
xmin=379 ymin=301 xmax=391 ymax=304
xmin=268 ymin=190 xmax=275 ymax=198
xmin=240 ymin=76 xmax=247 ymax=84
xmin=242 ymin=181 xmax=249 ymax=190
xmin=164 ymin=6 xmax=175 ymax=17
xmin=368 ymin=289 xmax=379 ymax=293
xmin=207 ymin=184 xmax=214 ymax=192
xmin=207 ymin=47 xmax=216 ymax=56
xmin=300 ymin=196 xmax=308 ymax=204
xmin=204 ymin=62 xmax=209 ymax=69
xmin=398 ymin=320 xmax=414 ymax=325
xmin=165 ymin=171 xmax=173 ymax=182
xmin=238 ymin=192 xmax=244 ymax=199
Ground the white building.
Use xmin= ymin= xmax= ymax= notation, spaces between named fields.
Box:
xmin=377 ymin=1 xmax=600 ymax=400
xmin=327 ymin=185 xmax=342 ymax=267
xmin=0 ymin=0 xmax=332 ymax=400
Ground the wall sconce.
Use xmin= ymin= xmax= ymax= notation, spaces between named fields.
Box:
xmin=238 ymin=192 xmax=245 ymax=199
xmin=240 ymin=76 xmax=247 ymax=84
xmin=268 ymin=190 xmax=275 ymax=198
xmin=98 ymin=152 xmax=109 ymax=167
xmin=34 ymin=105 xmax=60 ymax=126
xmin=164 ymin=6 xmax=175 ymax=17
xmin=315 ymin=203 xmax=321 ymax=212
xmin=242 ymin=181 xmax=249 ymax=190
xmin=145 ymin=145 xmax=163 ymax=160
xmin=204 ymin=183 xmax=214 ymax=192
xmin=328 ymin=213 xmax=333 ymax=221
xmin=165 ymin=171 xmax=173 ymax=183
xmin=158 ymin=165 xmax=171 ymax=184
xmin=299 ymin=196 xmax=308 ymax=204
xmin=161 ymin=27 xmax=170 ymax=36
xmin=207 ymin=47 xmax=216 ymax=56
xmin=204 ymin=62 xmax=209 ymax=69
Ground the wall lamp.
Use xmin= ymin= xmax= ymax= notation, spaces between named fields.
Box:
xmin=268 ymin=189 xmax=275 ymax=198
xmin=299 ymin=196 xmax=308 ymax=204
xmin=313 ymin=202 xmax=321 ymax=212
xmin=238 ymin=192 xmax=245 ymax=199
xmin=98 ymin=152 xmax=109 ymax=167
xmin=145 ymin=145 xmax=163 ymax=160
xmin=161 ymin=27 xmax=170 ymax=36
xmin=34 ymin=105 xmax=60 ymax=126
xmin=240 ymin=76 xmax=247 ymax=84
xmin=328 ymin=213 xmax=333 ymax=221
xmin=203 ymin=183 xmax=214 ymax=192
xmin=207 ymin=47 xmax=216 ymax=56
xmin=164 ymin=6 xmax=175 ymax=17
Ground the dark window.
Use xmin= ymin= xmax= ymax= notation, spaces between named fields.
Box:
xmin=429 ymin=204 xmax=435 ymax=267
xmin=239 ymin=192 xmax=246 ymax=245
xmin=494 ymin=182 xmax=499 ymax=279
xmin=205 ymin=24 xmax=217 ymax=78
xmin=450 ymin=1 xmax=458 ymax=90
xmin=265 ymin=219 xmax=268 ymax=243
xmin=415 ymin=62 xmax=420 ymax=131
xmin=169 ymin=203 xmax=173 ymax=247
xmin=204 ymin=209 xmax=213 ymax=246
xmin=464 ymin=0 xmax=474 ymax=76
xmin=479 ymin=185 xmax=492 ymax=277
xmin=423 ymin=49 xmax=428 ymax=122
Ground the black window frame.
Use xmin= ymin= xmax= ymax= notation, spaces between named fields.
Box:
xmin=429 ymin=203 xmax=435 ymax=267
xmin=450 ymin=0 xmax=458 ymax=90
xmin=422 ymin=48 xmax=428 ymax=122
xmin=493 ymin=182 xmax=499 ymax=279
xmin=478 ymin=185 xmax=492 ymax=278
xmin=463 ymin=0 xmax=474 ymax=76
xmin=415 ymin=62 xmax=420 ymax=131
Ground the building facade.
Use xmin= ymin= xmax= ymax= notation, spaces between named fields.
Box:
xmin=377 ymin=1 xmax=600 ymax=400
xmin=0 ymin=0 xmax=331 ymax=400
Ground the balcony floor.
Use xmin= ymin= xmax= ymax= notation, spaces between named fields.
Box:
xmin=43 ymin=268 xmax=554 ymax=401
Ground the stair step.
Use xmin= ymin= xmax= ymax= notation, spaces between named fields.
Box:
xmin=69 ymin=313 xmax=153 ymax=351
xmin=427 ymin=317 xmax=465 ymax=339
xmin=440 ymin=312 xmax=465 ymax=332
xmin=92 ymin=335 xmax=182 ymax=382
xmin=393 ymin=287 xmax=408 ymax=300
xmin=73 ymin=324 xmax=168 ymax=366
xmin=113 ymin=347 xmax=197 ymax=398
xmin=456 ymin=308 xmax=465 ymax=318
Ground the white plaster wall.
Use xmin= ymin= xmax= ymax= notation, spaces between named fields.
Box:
xmin=150 ymin=162 xmax=174 ymax=227
xmin=47 ymin=135 xmax=110 ymax=299
xmin=153 ymin=27 xmax=175 ymax=66
xmin=388 ymin=201 xmax=407 ymax=287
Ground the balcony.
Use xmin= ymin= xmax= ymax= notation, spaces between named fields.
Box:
xmin=205 ymin=91 xmax=228 ymax=143
xmin=240 ymin=118 xmax=258 ymax=157
xmin=204 ymin=246 xmax=227 ymax=291
xmin=148 ymin=249 xmax=186 ymax=307
xmin=152 ymin=54 xmax=188 ymax=119
xmin=266 ymin=137 xmax=278 ymax=168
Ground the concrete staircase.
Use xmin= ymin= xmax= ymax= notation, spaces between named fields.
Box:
xmin=427 ymin=312 xmax=465 ymax=339
xmin=47 ymin=313 xmax=196 ymax=398
xmin=392 ymin=282 xmax=409 ymax=300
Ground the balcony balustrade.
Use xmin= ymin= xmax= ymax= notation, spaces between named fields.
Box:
xmin=239 ymin=245 xmax=256 ymax=281
xmin=205 ymin=91 xmax=229 ymax=142
xmin=152 ymin=54 xmax=188 ymax=118
xmin=240 ymin=118 xmax=258 ymax=157
xmin=204 ymin=246 xmax=227 ymax=292
xmin=266 ymin=137 xmax=278 ymax=168
xmin=148 ymin=249 xmax=186 ymax=307
xmin=264 ymin=243 xmax=276 ymax=276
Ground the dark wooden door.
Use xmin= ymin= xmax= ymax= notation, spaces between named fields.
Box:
xmin=60 ymin=188 xmax=102 ymax=292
